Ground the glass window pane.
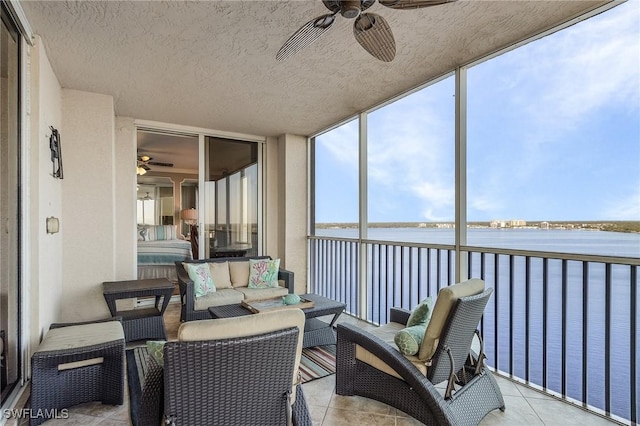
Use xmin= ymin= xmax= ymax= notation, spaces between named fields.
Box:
xmin=204 ymin=137 xmax=258 ymax=257
xmin=0 ymin=4 xmax=20 ymax=401
xmin=313 ymin=119 xmax=359 ymax=238
xmin=367 ymin=77 xmax=455 ymax=244
xmin=467 ymin=2 xmax=640 ymax=257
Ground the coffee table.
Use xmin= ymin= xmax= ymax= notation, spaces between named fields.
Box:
xmin=208 ymin=293 xmax=346 ymax=348
xmin=103 ymin=278 xmax=175 ymax=342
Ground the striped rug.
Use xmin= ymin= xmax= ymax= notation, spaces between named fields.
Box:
xmin=299 ymin=344 xmax=336 ymax=383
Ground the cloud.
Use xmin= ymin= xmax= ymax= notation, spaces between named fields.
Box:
xmin=521 ymin=5 xmax=640 ymax=131
xmin=316 ymin=120 xmax=359 ymax=167
xmin=603 ymin=187 xmax=640 ymax=220
xmin=467 ymin=2 xmax=639 ymax=219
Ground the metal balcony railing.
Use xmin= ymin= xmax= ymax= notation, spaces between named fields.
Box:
xmin=308 ymin=235 xmax=639 ymax=425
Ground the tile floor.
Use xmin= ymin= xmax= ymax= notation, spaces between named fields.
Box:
xmin=13 ymin=301 xmax=620 ymax=425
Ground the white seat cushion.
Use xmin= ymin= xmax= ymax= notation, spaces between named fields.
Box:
xmin=35 ymin=321 xmax=124 ymax=371
xmin=355 ymin=322 xmax=428 ymax=380
xmin=193 ymin=288 xmax=244 ymax=310
xmin=236 ymin=286 xmax=288 ymax=301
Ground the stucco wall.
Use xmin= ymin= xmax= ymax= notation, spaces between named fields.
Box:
xmin=114 ymin=117 xmax=137 ymax=280
xmin=29 ymin=37 xmax=63 ymax=344
xmin=60 ymin=90 xmax=116 ymax=322
xmin=277 ymin=134 xmax=308 ymax=294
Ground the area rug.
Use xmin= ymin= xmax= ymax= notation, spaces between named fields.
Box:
xmin=299 ymin=344 xmax=336 ymax=383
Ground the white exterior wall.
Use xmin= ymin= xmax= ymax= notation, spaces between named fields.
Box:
xmin=60 ymin=90 xmax=116 ymax=322
xmin=28 ymin=37 xmax=63 ymax=344
xmin=114 ymin=117 xmax=137 ymax=280
xmin=277 ymin=134 xmax=308 ymax=294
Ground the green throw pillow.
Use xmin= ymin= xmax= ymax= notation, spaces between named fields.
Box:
xmin=248 ymin=258 xmax=280 ymax=288
xmin=407 ymin=297 xmax=433 ymax=327
xmin=394 ymin=324 xmax=427 ymax=356
xmin=183 ymin=262 xmax=216 ymax=297
xmin=146 ymin=340 xmax=166 ymax=367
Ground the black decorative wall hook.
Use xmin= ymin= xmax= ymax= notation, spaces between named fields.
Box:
xmin=49 ymin=126 xmax=63 ymax=179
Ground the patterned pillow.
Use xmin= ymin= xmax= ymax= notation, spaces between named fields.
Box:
xmin=183 ymin=262 xmax=216 ymax=297
xmin=146 ymin=340 xmax=166 ymax=367
xmin=407 ymin=297 xmax=433 ymax=327
xmin=394 ymin=324 xmax=427 ymax=356
xmin=138 ymin=225 xmax=149 ymax=241
xmin=248 ymin=258 xmax=280 ymax=289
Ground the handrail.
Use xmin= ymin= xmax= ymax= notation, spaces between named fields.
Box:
xmin=308 ymin=235 xmax=639 ymax=424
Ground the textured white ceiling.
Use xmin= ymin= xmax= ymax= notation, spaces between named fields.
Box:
xmin=22 ymin=0 xmax=610 ymax=138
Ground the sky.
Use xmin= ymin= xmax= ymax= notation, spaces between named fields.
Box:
xmin=315 ymin=1 xmax=640 ymax=224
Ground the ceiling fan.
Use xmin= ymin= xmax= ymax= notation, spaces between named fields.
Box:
xmin=137 ymin=154 xmax=174 ymax=175
xmin=276 ymin=0 xmax=457 ymax=63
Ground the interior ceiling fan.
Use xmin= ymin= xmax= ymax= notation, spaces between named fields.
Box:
xmin=137 ymin=154 xmax=174 ymax=172
xmin=276 ymin=0 xmax=458 ymax=63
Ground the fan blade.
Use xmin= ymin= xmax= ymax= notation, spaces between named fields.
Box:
xmin=148 ymin=161 xmax=174 ymax=167
xmin=353 ymin=13 xmax=395 ymax=62
xmin=276 ymin=13 xmax=336 ymax=61
xmin=141 ymin=164 xmax=151 ymax=171
xmin=379 ymin=0 xmax=457 ymax=10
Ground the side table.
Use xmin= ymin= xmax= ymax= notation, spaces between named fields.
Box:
xmin=103 ymin=278 xmax=175 ymax=342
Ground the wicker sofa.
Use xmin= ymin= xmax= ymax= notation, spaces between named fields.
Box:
xmin=175 ymin=256 xmax=294 ymax=322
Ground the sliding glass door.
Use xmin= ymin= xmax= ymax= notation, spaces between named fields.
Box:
xmin=0 ymin=3 xmax=21 ymax=402
xmin=202 ymin=137 xmax=259 ymax=258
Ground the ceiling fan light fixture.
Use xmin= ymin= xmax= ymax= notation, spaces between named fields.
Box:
xmin=340 ymin=1 xmax=361 ymax=19
xmin=139 ymin=155 xmax=151 ymax=162
xmin=136 ymin=166 xmax=147 ymax=175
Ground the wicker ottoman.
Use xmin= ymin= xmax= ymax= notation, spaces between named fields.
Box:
xmin=30 ymin=318 xmax=125 ymax=426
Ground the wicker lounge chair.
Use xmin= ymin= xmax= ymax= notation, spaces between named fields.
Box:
xmin=30 ymin=317 xmax=125 ymax=426
xmin=162 ymin=309 xmax=312 ymax=425
xmin=336 ymin=279 xmax=505 ymax=425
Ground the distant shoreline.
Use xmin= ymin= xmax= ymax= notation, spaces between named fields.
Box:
xmin=315 ymin=221 xmax=640 ymax=233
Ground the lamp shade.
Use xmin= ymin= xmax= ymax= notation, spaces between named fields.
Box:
xmin=180 ymin=208 xmax=198 ymax=222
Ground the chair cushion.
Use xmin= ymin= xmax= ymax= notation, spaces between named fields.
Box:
xmin=35 ymin=321 xmax=124 ymax=371
xmin=394 ymin=324 xmax=427 ymax=356
xmin=183 ymin=262 xmax=216 ymax=297
xmin=236 ymin=286 xmax=288 ymax=302
xmin=193 ymin=288 xmax=244 ymax=310
xmin=36 ymin=321 xmax=124 ymax=352
xmin=355 ymin=322 xmax=428 ymax=380
xmin=418 ymin=278 xmax=485 ymax=361
xmin=229 ymin=261 xmax=250 ymax=288
xmin=209 ymin=261 xmax=233 ymax=289
xmin=248 ymin=258 xmax=280 ymax=288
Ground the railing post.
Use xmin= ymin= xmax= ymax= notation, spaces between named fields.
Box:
xmin=454 ymin=66 xmax=468 ymax=283
xmin=358 ymin=112 xmax=368 ymax=320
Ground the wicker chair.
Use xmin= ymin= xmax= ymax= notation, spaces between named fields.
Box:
xmin=30 ymin=318 xmax=125 ymax=426
xmin=336 ymin=279 xmax=505 ymax=425
xmin=163 ymin=309 xmax=312 ymax=426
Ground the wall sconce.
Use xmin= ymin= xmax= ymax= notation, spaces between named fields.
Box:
xmin=46 ymin=217 xmax=60 ymax=234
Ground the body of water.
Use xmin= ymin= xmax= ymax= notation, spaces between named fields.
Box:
xmin=311 ymin=227 xmax=639 ymax=421
xmin=318 ymin=227 xmax=640 ymax=258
